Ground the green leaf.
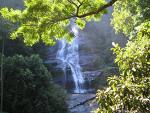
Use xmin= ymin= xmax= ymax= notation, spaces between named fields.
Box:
xmin=75 ymin=18 xmax=86 ymax=30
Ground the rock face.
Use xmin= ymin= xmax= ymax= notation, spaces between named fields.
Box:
xmin=78 ymin=8 xmax=127 ymax=71
xmin=83 ymin=70 xmax=102 ymax=82
xmin=67 ymin=94 xmax=98 ymax=113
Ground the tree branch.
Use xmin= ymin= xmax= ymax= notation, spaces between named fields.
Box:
xmin=77 ymin=0 xmax=117 ymax=18
xmin=28 ymin=0 xmax=118 ymax=28
xmin=54 ymin=0 xmax=118 ymax=22
xmin=67 ymin=0 xmax=78 ymax=7
xmin=76 ymin=1 xmax=84 ymax=15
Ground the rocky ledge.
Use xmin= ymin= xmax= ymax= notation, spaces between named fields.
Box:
xmin=67 ymin=94 xmax=98 ymax=113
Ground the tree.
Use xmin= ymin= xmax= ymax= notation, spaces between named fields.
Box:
xmin=95 ymin=21 xmax=150 ymax=113
xmin=0 ymin=0 xmax=117 ymax=46
xmin=95 ymin=0 xmax=150 ymax=112
xmin=1 ymin=55 xmax=68 ymax=113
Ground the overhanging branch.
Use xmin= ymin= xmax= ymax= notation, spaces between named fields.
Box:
xmin=30 ymin=0 xmax=118 ymax=28
xmin=77 ymin=0 xmax=117 ymax=18
xmin=55 ymin=0 xmax=118 ymax=22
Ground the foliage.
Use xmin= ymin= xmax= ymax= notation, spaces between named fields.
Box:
xmin=0 ymin=0 xmax=107 ymax=46
xmin=111 ymin=0 xmax=150 ymax=37
xmin=1 ymin=55 xmax=68 ymax=113
xmin=0 ymin=15 xmax=49 ymax=59
xmin=112 ymin=22 xmax=150 ymax=77
xmin=0 ymin=6 xmax=49 ymax=59
xmin=95 ymin=0 xmax=150 ymax=112
xmin=95 ymin=22 xmax=150 ymax=112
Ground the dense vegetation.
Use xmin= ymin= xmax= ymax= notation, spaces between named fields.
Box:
xmin=0 ymin=0 xmax=149 ymax=113
xmin=95 ymin=0 xmax=150 ymax=112
xmin=2 ymin=55 xmax=68 ymax=113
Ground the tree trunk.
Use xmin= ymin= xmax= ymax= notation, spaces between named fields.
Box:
xmin=0 ymin=36 xmax=4 ymax=112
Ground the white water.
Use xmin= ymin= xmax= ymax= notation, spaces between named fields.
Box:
xmin=56 ymin=26 xmax=85 ymax=93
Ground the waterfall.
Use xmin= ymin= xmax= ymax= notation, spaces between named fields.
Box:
xmin=56 ymin=26 xmax=85 ymax=93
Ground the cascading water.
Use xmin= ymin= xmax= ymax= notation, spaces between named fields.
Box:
xmin=56 ymin=26 xmax=86 ymax=93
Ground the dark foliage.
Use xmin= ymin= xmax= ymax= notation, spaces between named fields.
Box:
xmin=1 ymin=55 xmax=68 ymax=113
